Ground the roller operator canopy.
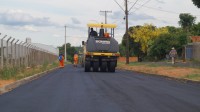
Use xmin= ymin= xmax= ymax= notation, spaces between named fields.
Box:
xmin=87 ymin=23 xmax=117 ymax=28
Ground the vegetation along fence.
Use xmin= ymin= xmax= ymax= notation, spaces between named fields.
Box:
xmin=0 ymin=33 xmax=58 ymax=69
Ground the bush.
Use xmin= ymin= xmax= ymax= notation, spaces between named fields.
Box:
xmin=148 ymin=33 xmax=187 ymax=60
xmin=0 ymin=67 xmax=20 ymax=80
xmin=42 ymin=61 xmax=49 ymax=72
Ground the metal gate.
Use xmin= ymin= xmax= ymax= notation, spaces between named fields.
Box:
xmin=185 ymin=45 xmax=193 ymax=60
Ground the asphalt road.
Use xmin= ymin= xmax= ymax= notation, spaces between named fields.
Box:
xmin=0 ymin=65 xmax=200 ymax=112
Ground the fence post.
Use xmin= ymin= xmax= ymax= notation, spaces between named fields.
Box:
xmin=6 ymin=37 xmax=12 ymax=67
xmin=22 ymin=42 xmax=26 ymax=67
xmin=1 ymin=35 xmax=7 ymax=69
xmin=18 ymin=42 xmax=23 ymax=67
xmin=27 ymin=44 xmax=30 ymax=67
xmin=29 ymin=45 xmax=32 ymax=66
xmin=10 ymin=38 xmax=15 ymax=67
xmin=29 ymin=45 xmax=32 ymax=67
xmin=35 ymin=47 xmax=39 ymax=65
xmin=33 ymin=46 xmax=36 ymax=65
xmin=14 ymin=40 xmax=19 ymax=67
xmin=25 ymin=43 xmax=28 ymax=67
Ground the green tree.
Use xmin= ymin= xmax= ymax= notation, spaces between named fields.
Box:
xmin=178 ymin=13 xmax=196 ymax=32
xmin=119 ymin=44 xmax=126 ymax=57
xmin=191 ymin=22 xmax=200 ymax=36
xmin=121 ymin=33 xmax=143 ymax=58
xmin=149 ymin=32 xmax=187 ymax=60
xmin=192 ymin=0 xmax=200 ymax=8
xmin=129 ymin=24 xmax=168 ymax=54
xmin=149 ymin=34 xmax=173 ymax=60
xmin=58 ymin=43 xmax=78 ymax=62
xmin=166 ymin=26 xmax=182 ymax=34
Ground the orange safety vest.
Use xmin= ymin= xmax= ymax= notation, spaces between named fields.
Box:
xmin=104 ymin=33 xmax=110 ymax=38
xmin=74 ymin=54 xmax=78 ymax=61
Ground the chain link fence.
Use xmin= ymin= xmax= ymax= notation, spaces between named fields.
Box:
xmin=0 ymin=33 xmax=58 ymax=69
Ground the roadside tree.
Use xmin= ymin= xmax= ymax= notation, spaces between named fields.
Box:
xmin=129 ymin=24 xmax=168 ymax=55
xmin=192 ymin=0 xmax=200 ymax=8
xmin=178 ymin=13 xmax=196 ymax=32
xmin=149 ymin=32 xmax=187 ymax=60
xmin=191 ymin=22 xmax=200 ymax=36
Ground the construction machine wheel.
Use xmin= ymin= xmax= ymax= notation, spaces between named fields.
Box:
xmin=85 ymin=61 xmax=91 ymax=72
xmin=100 ymin=62 xmax=107 ymax=72
xmin=93 ymin=61 xmax=99 ymax=72
xmin=108 ymin=61 xmax=116 ymax=72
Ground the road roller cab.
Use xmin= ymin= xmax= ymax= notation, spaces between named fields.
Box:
xmin=82 ymin=23 xmax=120 ymax=72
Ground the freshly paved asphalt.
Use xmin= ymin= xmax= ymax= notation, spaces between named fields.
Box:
xmin=0 ymin=65 xmax=200 ymax=112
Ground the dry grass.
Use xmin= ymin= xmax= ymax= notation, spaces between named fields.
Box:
xmin=0 ymin=62 xmax=59 ymax=88
xmin=117 ymin=62 xmax=200 ymax=81
xmin=0 ymin=79 xmax=15 ymax=88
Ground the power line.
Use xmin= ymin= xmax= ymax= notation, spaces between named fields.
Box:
xmin=113 ymin=0 xmax=130 ymax=64
xmin=131 ymin=4 xmax=200 ymax=17
xmin=128 ymin=0 xmax=139 ymax=12
xmin=141 ymin=5 xmax=179 ymax=14
xmin=114 ymin=0 xmax=152 ymax=64
xmin=128 ymin=1 xmax=200 ymax=17
xmin=132 ymin=0 xmax=151 ymax=12
xmin=114 ymin=0 xmax=125 ymax=12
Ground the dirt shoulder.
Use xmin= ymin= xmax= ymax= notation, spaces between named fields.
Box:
xmin=0 ymin=80 xmax=15 ymax=88
xmin=117 ymin=62 xmax=200 ymax=82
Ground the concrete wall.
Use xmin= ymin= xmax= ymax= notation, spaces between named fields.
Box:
xmin=118 ymin=57 xmax=138 ymax=62
xmin=193 ymin=43 xmax=200 ymax=61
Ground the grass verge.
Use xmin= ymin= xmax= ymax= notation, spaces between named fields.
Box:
xmin=0 ymin=62 xmax=59 ymax=80
xmin=184 ymin=74 xmax=200 ymax=81
xmin=117 ymin=62 xmax=200 ymax=82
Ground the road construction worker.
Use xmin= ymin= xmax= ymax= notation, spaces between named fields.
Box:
xmin=104 ymin=32 xmax=110 ymax=38
xmin=59 ymin=54 xmax=65 ymax=68
xmin=90 ymin=28 xmax=97 ymax=36
xmin=169 ymin=47 xmax=177 ymax=64
xmin=73 ymin=53 xmax=79 ymax=67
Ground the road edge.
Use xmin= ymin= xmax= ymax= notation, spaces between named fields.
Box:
xmin=117 ymin=68 xmax=200 ymax=84
xmin=0 ymin=67 xmax=59 ymax=95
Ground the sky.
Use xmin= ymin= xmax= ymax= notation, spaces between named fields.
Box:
xmin=0 ymin=0 xmax=199 ymax=47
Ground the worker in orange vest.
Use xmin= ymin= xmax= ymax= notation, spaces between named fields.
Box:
xmin=73 ymin=53 xmax=78 ymax=67
xmin=59 ymin=54 xmax=65 ymax=68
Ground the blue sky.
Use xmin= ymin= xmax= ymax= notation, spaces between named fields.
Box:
xmin=0 ymin=0 xmax=199 ymax=47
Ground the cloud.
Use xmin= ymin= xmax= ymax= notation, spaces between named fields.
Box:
xmin=161 ymin=20 xmax=170 ymax=24
xmin=71 ymin=17 xmax=81 ymax=24
xmin=110 ymin=11 xmax=156 ymax=21
xmin=0 ymin=9 xmax=57 ymax=26
xmin=155 ymin=0 xmax=165 ymax=4
xmin=110 ymin=11 xmax=124 ymax=20
xmin=53 ymin=34 xmax=61 ymax=37
xmin=129 ymin=13 xmax=156 ymax=21
xmin=22 ymin=25 xmax=38 ymax=32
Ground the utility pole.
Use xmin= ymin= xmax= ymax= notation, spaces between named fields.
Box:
xmin=114 ymin=0 xmax=131 ymax=64
xmin=64 ymin=25 xmax=67 ymax=62
xmin=100 ymin=10 xmax=112 ymax=32
xmin=125 ymin=0 xmax=129 ymax=64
